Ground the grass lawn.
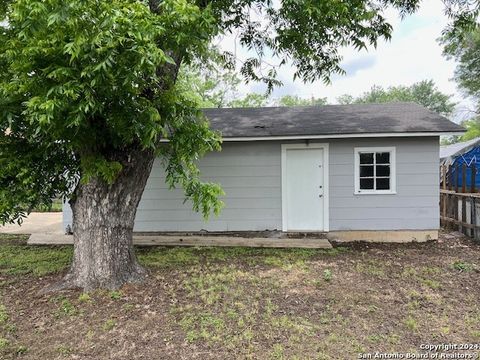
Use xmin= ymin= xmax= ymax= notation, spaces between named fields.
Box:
xmin=0 ymin=232 xmax=479 ymax=359
xmin=31 ymin=199 xmax=63 ymax=213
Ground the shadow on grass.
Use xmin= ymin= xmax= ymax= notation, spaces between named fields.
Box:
xmin=0 ymin=233 xmax=349 ymax=277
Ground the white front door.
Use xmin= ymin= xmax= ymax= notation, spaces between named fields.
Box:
xmin=282 ymin=145 xmax=327 ymax=231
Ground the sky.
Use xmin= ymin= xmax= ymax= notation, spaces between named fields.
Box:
xmin=218 ymin=0 xmax=472 ymax=122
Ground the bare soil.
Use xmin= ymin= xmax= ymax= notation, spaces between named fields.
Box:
xmin=1 ymin=231 xmax=479 ymax=359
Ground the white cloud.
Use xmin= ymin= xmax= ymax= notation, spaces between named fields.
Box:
xmin=218 ymin=0 xmax=472 ymax=120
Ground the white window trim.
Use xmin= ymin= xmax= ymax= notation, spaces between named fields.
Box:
xmin=354 ymin=146 xmax=396 ymax=195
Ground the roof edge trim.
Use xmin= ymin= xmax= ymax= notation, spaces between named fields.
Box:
xmin=160 ymin=131 xmax=464 ymax=143
xmin=220 ymin=131 xmax=463 ymax=141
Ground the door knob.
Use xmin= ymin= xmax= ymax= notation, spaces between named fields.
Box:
xmin=319 ymin=194 xmax=323 ymax=198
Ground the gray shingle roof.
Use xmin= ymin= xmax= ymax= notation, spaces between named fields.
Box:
xmin=202 ymin=102 xmax=464 ymax=138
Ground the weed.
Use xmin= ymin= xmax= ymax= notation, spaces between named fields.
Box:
xmin=102 ymin=319 xmax=116 ymax=331
xmin=123 ymin=303 xmax=134 ymax=311
xmin=356 ymin=260 xmax=385 ymax=277
xmin=78 ymin=293 xmax=91 ymax=303
xmin=0 ymin=304 xmax=8 ymax=324
xmin=409 ymin=290 xmax=422 ymax=299
xmin=270 ymin=343 xmax=284 ymax=359
xmin=388 ymin=334 xmax=400 ymax=345
xmin=421 ymin=278 xmax=441 ymax=289
xmin=57 ymin=299 xmax=76 ymax=317
xmin=243 ymin=329 xmax=254 ymax=342
xmin=109 ymin=291 xmax=122 ymax=300
xmin=180 ymin=312 xmax=225 ymax=342
xmin=56 ymin=345 xmax=72 ymax=355
xmin=464 ymin=312 xmax=480 ymax=327
xmin=270 ymin=315 xmax=316 ymax=335
xmin=323 ymin=269 xmax=332 ymax=282
xmin=4 ymin=323 xmax=16 ymax=334
xmin=326 ymin=333 xmax=340 ymax=343
xmin=408 ymin=300 xmax=420 ymax=310
xmin=0 ymin=338 xmax=9 ymax=350
xmin=86 ymin=329 xmax=95 ymax=340
xmin=471 ymin=330 xmax=480 ymax=339
xmin=404 ymin=316 xmax=418 ymax=331
xmin=440 ymin=326 xmax=450 ymax=335
xmin=420 ymin=266 xmax=441 ymax=275
xmin=265 ymin=298 xmax=277 ymax=316
xmin=452 ymin=260 xmax=474 ymax=272
xmin=183 ymin=266 xmax=254 ymax=306
xmin=225 ymin=308 xmax=237 ymax=320
xmin=0 ymin=279 xmax=16 ymax=288
xmin=402 ymin=266 xmax=417 ymax=278
xmin=16 ymin=345 xmax=28 ymax=354
xmin=367 ymin=334 xmax=383 ymax=343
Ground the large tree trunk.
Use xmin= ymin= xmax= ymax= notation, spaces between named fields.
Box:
xmin=62 ymin=148 xmax=156 ymax=291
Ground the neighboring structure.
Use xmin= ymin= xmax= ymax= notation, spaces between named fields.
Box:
xmin=440 ymin=137 xmax=480 ymax=166
xmin=440 ymin=137 xmax=480 ymax=189
xmin=64 ymin=103 xmax=464 ymax=242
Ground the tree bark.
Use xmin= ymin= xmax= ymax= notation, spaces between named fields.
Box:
xmin=61 ymin=148 xmax=156 ymax=291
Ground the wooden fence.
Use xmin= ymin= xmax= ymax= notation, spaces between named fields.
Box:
xmin=440 ymin=164 xmax=480 ymax=241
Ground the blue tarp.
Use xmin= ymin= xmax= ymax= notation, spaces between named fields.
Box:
xmin=450 ymin=146 xmax=480 ymax=188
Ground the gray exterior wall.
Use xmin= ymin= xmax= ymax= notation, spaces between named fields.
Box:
xmin=135 ymin=142 xmax=282 ymax=232
xmin=329 ymin=137 xmax=439 ymax=230
xmin=63 ymin=136 xmax=439 ymax=232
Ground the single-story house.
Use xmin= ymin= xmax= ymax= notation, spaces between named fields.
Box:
xmin=63 ymin=102 xmax=464 ymax=242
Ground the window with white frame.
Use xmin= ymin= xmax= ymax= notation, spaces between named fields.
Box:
xmin=354 ymin=147 xmax=396 ymax=194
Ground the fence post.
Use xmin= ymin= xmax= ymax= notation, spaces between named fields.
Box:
xmin=441 ymin=165 xmax=446 ymax=225
xmin=470 ymin=196 xmax=477 ymax=240
xmin=449 ymin=164 xmax=452 ymax=191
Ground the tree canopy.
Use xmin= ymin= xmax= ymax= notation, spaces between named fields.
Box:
xmin=0 ymin=0 xmax=225 ymax=223
xmin=337 ymin=80 xmax=456 ymax=117
xmin=275 ymin=95 xmax=328 ymax=107
xmin=442 ymin=23 xmax=480 ymax=143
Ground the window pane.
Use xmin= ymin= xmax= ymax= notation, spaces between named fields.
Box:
xmin=376 ymin=152 xmax=390 ymax=164
xmin=376 ymin=165 xmax=390 ymax=177
xmin=360 ymin=178 xmax=374 ymax=190
xmin=376 ymin=178 xmax=390 ymax=190
xmin=360 ymin=153 xmax=374 ymax=164
xmin=360 ymin=165 xmax=374 ymax=177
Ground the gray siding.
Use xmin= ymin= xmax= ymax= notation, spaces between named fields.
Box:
xmin=329 ymin=137 xmax=439 ymax=230
xmin=62 ymin=137 xmax=440 ymax=232
xmin=135 ymin=142 xmax=282 ymax=231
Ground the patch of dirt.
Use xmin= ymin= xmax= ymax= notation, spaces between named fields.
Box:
xmin=1 ymin=231 xmax=480 ymax=359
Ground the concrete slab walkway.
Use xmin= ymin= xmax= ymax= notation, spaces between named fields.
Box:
xmin=2 ymin=212 xmax=332 ymax=248
xmin=28 ymin=233 xmax=333 ymax=249
xmin=0 ymin=212 xmax=63 ymax=235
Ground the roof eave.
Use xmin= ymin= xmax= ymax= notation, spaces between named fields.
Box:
xmin=219 ymin=131 xmax=465 ymax=142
